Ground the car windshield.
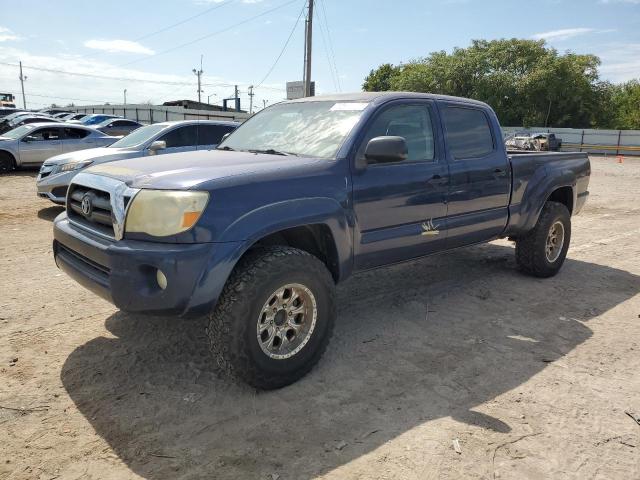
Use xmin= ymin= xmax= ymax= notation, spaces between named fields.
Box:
xmin=109 ymin=123 xmax=167 ymax=148
xmin=1 ymin=125 xmax=33 ymax=139
xmin=83 ymin=116 xmax=111 ymax=125
xmin=218 ymin=101 xmax=369 ymax=158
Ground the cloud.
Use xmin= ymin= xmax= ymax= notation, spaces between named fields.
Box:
xmin=531 ymin=28 xmax=596 ymax=41
xmin=597 ymin=43 xmax=640 ymax=82
xmin=84 ymin=39 xmax=155 ymax=55
xmin=0 ymin=26 xmax=21 ymax=42
xmin=599 ymin=0 xmax=640 ymax=4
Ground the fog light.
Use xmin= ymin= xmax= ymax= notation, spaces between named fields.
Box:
xmin=156 ymin=269 xmax=167 ymax=290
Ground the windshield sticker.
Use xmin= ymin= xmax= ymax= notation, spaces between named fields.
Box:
xmin=330 ymin=103 xmax=369 ymax=111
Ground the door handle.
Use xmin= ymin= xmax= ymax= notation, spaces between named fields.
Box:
xmin=493 ymin=168 xmax=507 ymax=177
xmin=428 ymin=174 xmax=447 ymax=185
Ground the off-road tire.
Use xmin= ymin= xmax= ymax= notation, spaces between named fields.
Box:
xmin=206 ymin=246 xmax=336 ymax=389
xmin=515 ymin=201 xmax=571 ymax=278
xmin=0 ymin=152 xmax=15 ymax=173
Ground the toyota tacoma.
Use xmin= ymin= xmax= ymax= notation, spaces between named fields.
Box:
xmin=52 ymin=92 xmax=590 ymax=389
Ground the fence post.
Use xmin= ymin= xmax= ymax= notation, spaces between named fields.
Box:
xmin=579 ymin=130 xmax=584 ymax=152
xmin=616 ymin=130 xmax=622 ymax=156
xmin=150 ymin=109 xmax=154 ymax=124
xmin=135 ymin=108 xmax=138 ymax=122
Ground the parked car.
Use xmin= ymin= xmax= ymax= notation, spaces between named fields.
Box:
xmin=52 ymin=112 xmax=74 ymax=119
xmin=37 ymin=120 xmax=239 ymax=204
xmin=0 ymin=123 xmax=116 ymax=173
xmin=0 ymin=112 xmax=51 ymax=133
xmin=0 ymin=115 xmax=58 ymax=134
xmin=52 ymin=92 xmax=590 ymax=389
xmin=94 ymin=118 xmax=143 ymax=136
xmin=60 ymin=113 xmax=88 ymax=122
xmin=68 ymin=114 xmax=118 ymax=126
xmin=39 ymin=108 xmax=73 ymax=115
xmin=505 ymin=132 xmax=562 ymax=152
xmin=0 ymin=107 xmax=25 ymax=118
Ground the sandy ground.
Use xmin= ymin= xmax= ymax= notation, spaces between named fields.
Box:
xmin=0 ymin=156 xmax=639 ymax=480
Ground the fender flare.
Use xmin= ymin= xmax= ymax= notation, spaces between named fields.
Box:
xmin=512 ymin=167 xmax=576 ymax=235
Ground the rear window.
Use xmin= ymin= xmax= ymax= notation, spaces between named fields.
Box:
xmin=197 ymin=124 xmax=236 ymax=146
xmin=442 ymin=107 xmax=494 ymax=159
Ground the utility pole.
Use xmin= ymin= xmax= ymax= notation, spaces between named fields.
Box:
xmin=193 ymin=55 xmax=204 ymax=104
xmin=19 ymin=61 xmax=27 ymax=109
xmin=303 ymin=0 xmax=314 ymax=97
xmin=262 ymin=99 xmax=268 ymax=109
xmin=123 ymin=89 xmax=127 ymax=105
xmin=234 ymin=85 xmax=239 ymax=112
xmin=248 ymin=85 xmax=255 ymax=114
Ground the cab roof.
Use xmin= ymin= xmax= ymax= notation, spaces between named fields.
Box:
xmin=286 ymin=91 xmax=489 ymax=108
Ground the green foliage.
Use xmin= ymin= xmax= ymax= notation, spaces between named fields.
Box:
xmin=362 ymin=39 xmax=635 ymax=129
xmin=610 ymin=81 xmax=640 ymax=129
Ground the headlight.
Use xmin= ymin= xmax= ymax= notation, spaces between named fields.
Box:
xmin=60 ymin=160 xmax=93 ymax=172
xmin=125 ymin=190 xmax=209 ymax=237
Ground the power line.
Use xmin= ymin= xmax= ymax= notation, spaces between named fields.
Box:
xmin=119 ymin=0 xmax=300 ymax=67
xmin=0 ymin=61 xmax=285 ymax=91
xmin=316 ymin=5 xmax=338 ymax=91
xmin=254 ymin=0 xmax=306 ymax=88
xmin=318 ymin=0 xmax=341 ymax=91
xmin=76 ymin=0 xmax=236 ymax=61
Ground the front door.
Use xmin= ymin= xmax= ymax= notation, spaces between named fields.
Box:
xmin=352 ymin=101 xmax=449 ymax=270
xmin=439 ymin=103 xmax=510 ymax=248
xmin=19 ymin=126 xmax=64 ymax=165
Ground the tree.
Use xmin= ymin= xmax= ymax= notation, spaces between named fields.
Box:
xmin=363 ymin=39 xmax=618 ymax=128
xmin=610 ymin=81 xmax=640 ymax=129
xmin=362 ymin=63 xmax=398 ymax=92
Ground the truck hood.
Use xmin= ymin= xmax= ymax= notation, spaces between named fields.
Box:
xmin=43 ymin=147 xmax=140 ymax=165
xmin=85 ymin=150 xmax=326 ymax=190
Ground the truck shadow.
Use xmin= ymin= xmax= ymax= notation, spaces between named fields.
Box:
xmin=60 ymin=243 xmax=640 ymax=479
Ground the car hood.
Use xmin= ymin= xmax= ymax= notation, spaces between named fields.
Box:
xmin=85 ymin=150 xmax=326 ymax=190
xmin=44 ymin=147 xmax=140 ymax=165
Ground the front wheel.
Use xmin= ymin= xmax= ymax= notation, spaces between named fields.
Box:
xmin=207 ymin=246 xmax=336 ymax=389
xmin=515 ymin=201 xmax=571 ymax=278
xmin=0 ymin=152 xmax=15 ymax=173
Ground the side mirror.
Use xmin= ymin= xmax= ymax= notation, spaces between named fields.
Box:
xmin=22 ymin=135 xmax=36 ymax=143
xmin=148 ymin=140 xmax=166 ymax=153
xmin=364 ymin=136 xmax=408 ymax=164
xmin=221 ymin=132 xmax=231 ymax=142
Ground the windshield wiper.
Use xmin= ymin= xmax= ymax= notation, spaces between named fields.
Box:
xmin=217 ymin=145 xmax=235 ymax=151
xmin=247 ymin=148 xmax=298 ymax=156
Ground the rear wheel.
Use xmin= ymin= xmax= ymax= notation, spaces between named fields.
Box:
xmin=207 ymin=246 xmax=336 ymax=389
xmin=0 ymin=152 xmax=15 ymax=173
xmin=515 ymin=201 xmax=571 ymax=278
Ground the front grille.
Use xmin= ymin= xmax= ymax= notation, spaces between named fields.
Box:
xmin=39 ymin=164 xmax=57 ymax=178
xmin=67 ymin=184 xmax=115 ymax=238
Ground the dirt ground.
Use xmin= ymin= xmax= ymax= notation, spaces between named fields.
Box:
xmin=1 ymin=156 xmax=639 ymax=480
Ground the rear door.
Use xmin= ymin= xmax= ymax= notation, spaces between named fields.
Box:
xmin=19 ymin=126 xmax=64 ymax=165
xmin=62 ymin=127 xmax=93 ymax=153
xmin=196 ymin=124 xmax=236 ymax=150
xmin=439 ymin=103 xmax=510 ymax=247
xmin=352 ymin=101 xmax=449 ymax=269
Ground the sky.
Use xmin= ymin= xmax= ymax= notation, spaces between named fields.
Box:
xmin=0 ymin=0 xmax=638 ymax=111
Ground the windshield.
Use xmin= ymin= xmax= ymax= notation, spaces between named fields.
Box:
xmin=218 ymin=101 xmax=369 ymax=158
xmin=1 ymin=125 xmax=33 ymax=139
xmin=83 ymin=116 xmax=111 ymax=125
xmin=109 ymin=123 xmax=167 ymax=148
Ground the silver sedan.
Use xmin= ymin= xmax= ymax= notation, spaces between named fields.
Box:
xmin=0 ymin=123 xmax=117 ymax=173
xmin=94 ymin=118 xmax=143 ymax=136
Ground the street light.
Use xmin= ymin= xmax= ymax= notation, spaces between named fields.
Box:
xmin=207 ymin=93 xmax=217 ymax=105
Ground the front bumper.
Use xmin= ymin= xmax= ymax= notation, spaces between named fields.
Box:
xmin=37 ymin=169 xmax=77 ymax=204
xmin=53 ymin=214 xmax=242 ymax=315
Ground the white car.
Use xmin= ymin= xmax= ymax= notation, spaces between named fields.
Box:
xmin=36 ymin=119 xmax=239 ymax=204
xmin=0 ymin=123 xmax=116 ymax=173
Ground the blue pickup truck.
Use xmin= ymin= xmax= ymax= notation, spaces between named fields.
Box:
xmin=52 ymin=92 xmax=590 ymax=389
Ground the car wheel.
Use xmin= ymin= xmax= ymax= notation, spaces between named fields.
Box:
xmin=207 ymin=246 xmax=336 ymax=389
xmin=0 ymin=152 xmax=15 ymax=173
xmin=515 ymin=201 xmax=571 ymax=278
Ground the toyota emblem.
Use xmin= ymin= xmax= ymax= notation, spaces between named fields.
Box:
xmin=81 ymin=194 xmax=92 ymax=216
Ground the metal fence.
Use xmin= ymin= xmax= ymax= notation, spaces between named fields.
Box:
xmin=72 ymin=103 xmax=250 ymax=124
xmin=502 ymin=126 xmax=640 ymax=156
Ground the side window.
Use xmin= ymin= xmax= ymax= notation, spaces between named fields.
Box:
xmin=442 ymin=107 xmax=494 ymax=159
xmin=197 ymin=124 xmax=236 ymax=145
xmin=64 ymin=128 xmax=90 ymax=139
xmin=159 ymin=125 xmax=198 ymax=148
xmin=112 ymin=120 xmax=133 ymax=127
xmin=359 ymin=104 xmax=435 ymax=162
xmin=25 ymin=128 xmax=62 ymax=141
